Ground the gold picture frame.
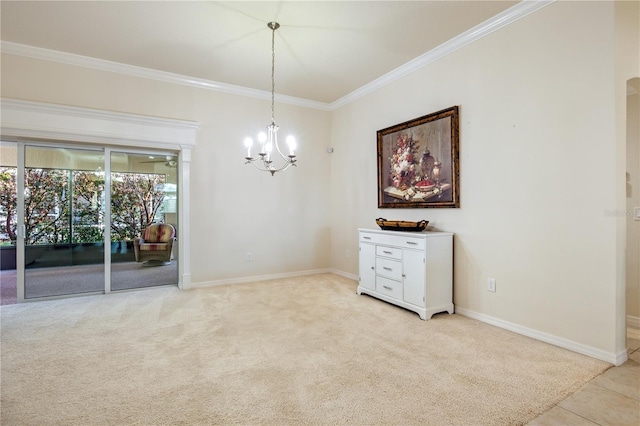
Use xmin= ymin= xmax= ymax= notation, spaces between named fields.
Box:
xmin=377 ymin=106 xmax=460 ymax=208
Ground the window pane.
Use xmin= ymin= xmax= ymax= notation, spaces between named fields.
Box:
xmin=24 ymin=146 xmax=105 ymax=299
xmin=110 ymin=152 xmax=178 ymax=291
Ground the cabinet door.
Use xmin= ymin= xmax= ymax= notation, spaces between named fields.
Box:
xmin=403 ymin=249 xmax=425 ymax=306
xmin=359 ymin=243 xmax=376 ymax=290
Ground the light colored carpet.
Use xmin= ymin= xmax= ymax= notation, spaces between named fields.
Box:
xmin=0 ymin=273 xmax=609 ymax=425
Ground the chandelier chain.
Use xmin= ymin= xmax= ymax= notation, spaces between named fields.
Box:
xmin=271 ymin=24 xmax=276 ymax=125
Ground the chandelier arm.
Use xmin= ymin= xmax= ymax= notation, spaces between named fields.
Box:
xmin=246 ymin=158 xmax=271 ymax=171
xmin=271 ymin=134 xmax=288 ymax=159
xmin=249 ymin=160 xmax=268 ymax=171
xmin=246 ymin=156 xmax=296 ymax=173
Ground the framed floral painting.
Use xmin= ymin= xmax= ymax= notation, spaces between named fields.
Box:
xmin=377 ymin=106 xmax=459 ymax=208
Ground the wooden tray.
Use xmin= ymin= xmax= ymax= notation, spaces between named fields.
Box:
xmin=375 ymin=218 xmax=428 ymax=232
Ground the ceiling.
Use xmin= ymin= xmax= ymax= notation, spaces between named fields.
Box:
xmin=1 ymin=1 xmax=518 ymax=104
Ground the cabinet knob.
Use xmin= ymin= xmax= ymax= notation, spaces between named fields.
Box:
xmin=371 ymin=266 xmax=374 ymax=270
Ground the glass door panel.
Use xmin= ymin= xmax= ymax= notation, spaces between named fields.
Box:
xmin=110 ymin=151 xmax=178 ymax=290
xmin=24 ymin=146 xmax=105 ymax=298
xmin=0 ymin=142 xmax=18 ymax=305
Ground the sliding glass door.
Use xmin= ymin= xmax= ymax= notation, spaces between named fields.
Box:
xmin=109 ymin=151 xmax=178 ymax=290
xmin=0 ymin=143 xmax=180 ymax=303
xmin=24 ymin=146 xmax=105 ymax=299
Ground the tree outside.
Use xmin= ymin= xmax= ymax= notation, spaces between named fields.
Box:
xmin=111 ymin=172 xmax=166 ymax=241
xmin=25 ymin=168 xmax=70 ymax=245
xmin=0 ymin=167 xmax=167 ymax=245
xmin=72 ymin=170 xmax=105 ymax=243
xmin=0 ymin=168 xmax=17 ymax=242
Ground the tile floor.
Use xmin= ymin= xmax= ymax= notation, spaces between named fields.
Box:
xmin=527 ymin=333 xmax=640 ymax=425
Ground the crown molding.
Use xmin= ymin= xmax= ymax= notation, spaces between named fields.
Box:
xmin=0 ymin=41 xmax=331 ymax=112
xmin=329 ymin=0 xmax=554 ymax=110
xmin=1 ymin=0 xmax=554 ymax=112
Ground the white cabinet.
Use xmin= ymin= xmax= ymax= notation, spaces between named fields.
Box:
xmin=357 ymin=228 xmax=454 ymax=320
xmin=358 ymin=242 xmax=376 ymax=291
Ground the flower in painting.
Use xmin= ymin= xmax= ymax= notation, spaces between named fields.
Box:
xmin=388 ymin=133 xmax=419 ymax=190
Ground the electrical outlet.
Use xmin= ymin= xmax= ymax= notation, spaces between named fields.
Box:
xmin=487 ymin=278 xmax=496 ymax=292
xmin=246 ymin=252 xmax=253 ymax=262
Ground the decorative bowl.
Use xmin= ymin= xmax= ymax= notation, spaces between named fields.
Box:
xmin=414 ymin=180 xmax=435 ymax=192
xmin=375 ymin=218 xmax=429 ymax=232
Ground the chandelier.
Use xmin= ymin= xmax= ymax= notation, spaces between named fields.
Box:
xmin=244 ymin=21 xmax=297 ymax=176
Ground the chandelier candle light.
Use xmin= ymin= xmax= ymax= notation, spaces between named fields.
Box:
xmin=244 ymin=21 xmax=297 ymax=176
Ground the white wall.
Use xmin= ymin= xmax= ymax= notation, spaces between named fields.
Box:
xmin=330 ymin=1 xmax=625 ymax=359
xmin=0 ymin=55 xmax=333 ymax=285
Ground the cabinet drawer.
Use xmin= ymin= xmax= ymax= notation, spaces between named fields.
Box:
xmin=376 ymin=257 xmax=402 ymax=281
xmin=360 ymin=231 xmax=426 ymax=251
xmin=359 ymin=232 xmax=378 ymax=243
xmin=376 ymin=276 xmax=403 ymax=300
xmin=375 ymin=245 xmax=401 ymax=259
xmin=359 ymin=232 xmax=397 ymax=246
xmin=398 ymin=237 xmax=426 ymax=250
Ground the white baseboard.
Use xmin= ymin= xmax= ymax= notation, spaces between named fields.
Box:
xmin=330 ymin=269 xmax=358 ymax=281
xmin=178 ymin=273 xmax=191 ymax=290
xmin=185 ymin=268 xmax=333 ymax=289
xmin=455 ymin=307 xmax=623 ymax=366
